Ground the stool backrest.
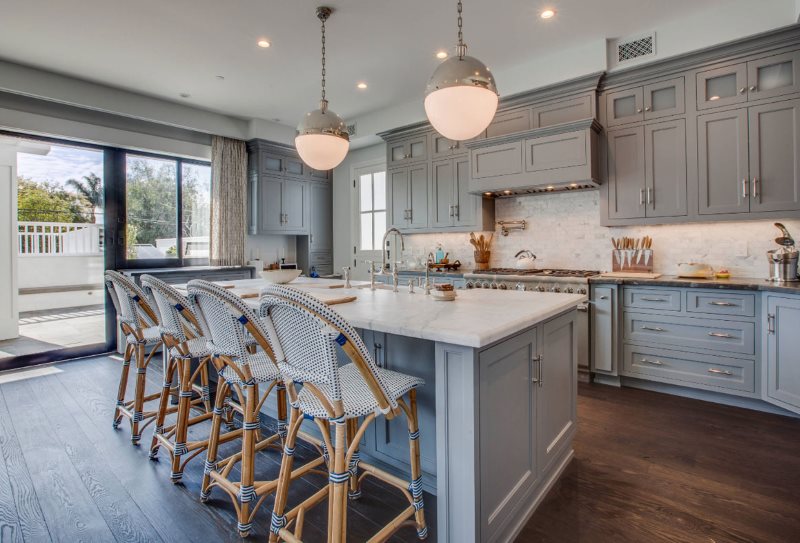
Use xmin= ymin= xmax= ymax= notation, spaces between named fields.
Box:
xmin=104 ymin=270 xmax=158 ymax=332
xmin=187 ymin=280 xmax=275 ymax=363
xmin=140 ymin=274 xmax=204 ymax=345
xmin=259 ymin=284 xmax=394 ymax=416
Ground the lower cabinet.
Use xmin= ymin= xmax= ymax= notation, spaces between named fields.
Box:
xmin=764 ymin=295 xmax=800 ymax=414
xmin=479 ymin=311 xmax=576 ymax=542
xmin=590 ymin=284 xmax=618 ymax=374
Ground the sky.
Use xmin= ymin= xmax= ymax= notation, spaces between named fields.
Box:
xmin=17 ymin=144 xmax=103 ymax=186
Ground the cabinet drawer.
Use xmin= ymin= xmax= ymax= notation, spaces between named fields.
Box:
xmin=623 ymin=287 xmax=681 ymax=311
xmin=623 ymin=344 xmax=755 ymax=393
xmin=624 ymin=312 xmax=755 ymax=355
xmin=686 ymin=291 xmax=756 ymax=318
xmin=470 ymin=141 xmax=523 ymax=179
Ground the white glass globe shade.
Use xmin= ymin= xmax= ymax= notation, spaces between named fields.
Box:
xmin=295 ymin=133 xmax=349 ymax=171
xmin=424 ymin=85 xmax=499 ymax=141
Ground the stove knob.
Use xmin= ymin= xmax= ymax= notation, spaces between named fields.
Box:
xmin=565 ymin=287 xmax=575 ymax=294
xmin=490 ymin=282 xmax=498 ymax=289
xmin=550 ymin=286 xmax=561 ymax=293
xmin=537 ymin=285 xmax=546 ymax=292
xmin=577 ymin=287 xmax=587 ymax=295
xmin=515 ymin=282 xmax=525 ymax=291
xmin=499 ymin=283 xmax=508 ymax=290
xmin=482 ymin=282 xmax=491 ymax=289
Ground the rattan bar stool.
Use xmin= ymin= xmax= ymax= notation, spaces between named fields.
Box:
xmin=104 ymin=270 xmax=164 ymax=445
xmin=140 ymin=274 xmax=226 ymax=482
xmin=187 ymin=280 xmax=327 ymax=537
xmin=260 ymin=284 xmax=428 ymax=543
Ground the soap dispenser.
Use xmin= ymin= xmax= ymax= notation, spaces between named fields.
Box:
xmin=435 ymin=243 xmax=444 ymax=264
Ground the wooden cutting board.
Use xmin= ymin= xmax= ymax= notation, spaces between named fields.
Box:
xmin=599 ymin=272 xmax=662 ymax=279
xmin=313 ymin=292 xmax=358 ymax=306
xmin=230 ymin=288 xmax=260 ymax=299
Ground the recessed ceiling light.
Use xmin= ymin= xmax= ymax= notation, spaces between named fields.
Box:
xmin=179 ymin=93 xmax=190 ymax=98
xmin=216 ymin=75 xmax=225 ymax=80
xmin=357 ymin=82 xmax=368 ymax=89
xmin=540 ymin=9 xmax=556 ymax=19
xmin=436 ymin=51 xmax=448 ymax=59
xmin=257 ymin=39 xmax=271 ymax=48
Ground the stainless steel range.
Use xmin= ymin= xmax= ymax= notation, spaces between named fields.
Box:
xmin=465 ymin=267 xmax=600 ymax=376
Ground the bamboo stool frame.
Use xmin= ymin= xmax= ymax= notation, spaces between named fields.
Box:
xmin=188 ymin=281 xmax=329 ymax=538
xmin=262 ymin=293 xmax=427 ymax=543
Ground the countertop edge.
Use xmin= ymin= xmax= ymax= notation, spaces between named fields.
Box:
xmin=588 ymin=275 xmax=800 ymax=294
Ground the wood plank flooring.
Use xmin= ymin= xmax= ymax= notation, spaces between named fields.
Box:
xmin=0 ymin=355 xmax=797 ymax=542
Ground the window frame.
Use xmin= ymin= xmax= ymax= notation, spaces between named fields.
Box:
xmin=351 ymin=159 xmax=387 ymax=270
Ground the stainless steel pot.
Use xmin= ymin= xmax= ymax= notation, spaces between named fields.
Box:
xmin=767 ymin=249 xmax=799 ymax=282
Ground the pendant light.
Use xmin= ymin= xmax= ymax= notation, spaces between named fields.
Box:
xmin=424 ymin=0 xmax=498 ymax=141
xmin=296 ymin=6 xmax=349 ymax=171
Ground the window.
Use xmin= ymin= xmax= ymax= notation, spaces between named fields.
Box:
xmin=124 ymin=152 xmax=211 ymax=263
xmin=357 ymin=168 xmax=386 ymax=252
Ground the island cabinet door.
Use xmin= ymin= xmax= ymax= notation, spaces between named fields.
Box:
xmin=368 ymin=332 xmax=438 ymax=478
xmin=765 ymin=296 xmax=800 ymax=414
xmin=536 ymin=311 xmax=578 ymax=475
xmin=478 ymin=327 xmax=539 ymax=542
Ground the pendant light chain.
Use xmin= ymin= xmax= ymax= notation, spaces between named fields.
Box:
xmin=456 ymin=0 xmax=467 ymax=59
xmin=320 ymin=12 xmax=327 ymax=106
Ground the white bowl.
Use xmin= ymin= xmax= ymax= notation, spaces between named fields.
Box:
xmin=260 ymin=269 xmax=302 ymax=284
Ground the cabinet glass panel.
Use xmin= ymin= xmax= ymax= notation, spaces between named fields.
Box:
xmin=613 ymin=95 xmax=637 ymax=118
xmin=705 ymin=73 xmax=738 ymax=102
xmin=651 ymin=87 xmax=676 ymax=112
xmin=757 ymin=61 xmax=794 ymax=92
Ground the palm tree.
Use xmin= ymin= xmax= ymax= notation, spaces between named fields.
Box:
xmin=66 ymin=173 xmax=103 ymax=223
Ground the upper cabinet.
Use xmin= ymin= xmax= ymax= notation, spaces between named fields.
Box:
xmin=388 ymin=163 xmax=429 ymax=230
xmin=697 ymin=51 xmax=800 ymax=110
xmin=606 ymin=77 xmax=684 ymax=126
xmin=430 ymin=157 xmax=494 ymax=231
xmin=386 ymin=134 xmax=427 ymax=167
xmin=485 ymin=108 xmax=531 ymax=138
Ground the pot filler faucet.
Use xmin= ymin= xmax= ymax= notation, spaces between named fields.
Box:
xmin=380 ymin=227 xmax=405 ymax=274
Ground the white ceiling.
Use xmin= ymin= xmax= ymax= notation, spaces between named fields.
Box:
xmin=0 ymin=0 xmax=795 ymax=131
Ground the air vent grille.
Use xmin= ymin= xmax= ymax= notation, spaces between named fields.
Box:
xmin=346 ymin=123 xmax=357 ymax=137
xmin=617 ymin=33 xmax=655 ymax=63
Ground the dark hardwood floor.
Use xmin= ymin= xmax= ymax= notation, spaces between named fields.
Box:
xmin=0 ymin=355 xmax=797 ymax=542
xmin=520 ymin=382 xmax=800 ymax=543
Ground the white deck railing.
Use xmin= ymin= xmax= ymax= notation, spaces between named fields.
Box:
xmin=18 ymin=221 xmax=103 ymax=256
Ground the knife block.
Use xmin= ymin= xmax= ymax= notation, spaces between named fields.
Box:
xmin=612 ymin=249 xmax=654 ymax=272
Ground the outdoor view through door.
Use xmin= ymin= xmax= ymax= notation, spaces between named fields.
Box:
xmin=0 ymin=141 xmax=107 ymax=361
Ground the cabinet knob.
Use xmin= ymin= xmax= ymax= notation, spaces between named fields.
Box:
xmin=749 ymin=85 xmax=757 ymax=92
xmin=636 ymin=108 xmax=643 ymax=113
xmin=644 ymin=107 xmax=651 ymax=112
xmin=739 ymin=87 xmax=746 ymax=94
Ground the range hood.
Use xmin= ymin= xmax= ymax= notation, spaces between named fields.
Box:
xmin=465 ymin=118 xmax=602 ymax=197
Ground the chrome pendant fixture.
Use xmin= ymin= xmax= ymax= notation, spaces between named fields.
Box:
xmin=296 ymin=6 xmax=349 ymax=171
xmin=424 ymin=0 xmax=498 ymax=141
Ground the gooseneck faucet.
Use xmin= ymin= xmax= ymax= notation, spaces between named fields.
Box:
xmin=381 ymin=227 xmax=405 ymax=274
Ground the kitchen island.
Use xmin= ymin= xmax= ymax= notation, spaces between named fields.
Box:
xmin=229 ymin=278 xmax=583 ymax=542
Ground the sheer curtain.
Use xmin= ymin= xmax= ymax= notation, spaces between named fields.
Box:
xmin=210 ymin=136 xmax=247 ymax=266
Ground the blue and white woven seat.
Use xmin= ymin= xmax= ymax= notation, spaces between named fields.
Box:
xmin=126 ymin=325 xmax=162 ymax=345
xmin=170 ymin=336 xmax=212 ymax=360
xmin=220 ymin=350 xmax=281 ymax=385
xmin=260 ymin=284 xmax=428 ymax=542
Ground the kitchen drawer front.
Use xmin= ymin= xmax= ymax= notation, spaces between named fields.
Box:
xmin=623 ymin=287 xmax=682 ymax=312
xmin=686 ymin=291 xmax=756 ymax=318
xmin=624 ymin=312 xmax=755 ymax=355
xmin=623 ymin=344 xmax=755 ymax=393
xmin=470 ymin=141 xmax=524 ymax=179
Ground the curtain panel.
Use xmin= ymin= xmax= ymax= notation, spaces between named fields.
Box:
xmin=210 ymin=136 xmax=247 ymax=266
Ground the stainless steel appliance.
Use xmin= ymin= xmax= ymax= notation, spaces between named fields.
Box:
xmin=464 ymin=268 xmax=599 ymax=375
xmin=767 ymin=223 xmax=799 ymax=282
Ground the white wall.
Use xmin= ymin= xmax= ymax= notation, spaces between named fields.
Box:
xmin=17 ymin=255 xmax=106 ymax=312
xmin=245 ymin=234 xmax=296 ymax=269
xmin=401 ymin=191 xmax=800 ymax=279
xmin=796 ymin=0 xmax=800 ymax=21
xmin=332 ymin=143 xmax=386 ymax=278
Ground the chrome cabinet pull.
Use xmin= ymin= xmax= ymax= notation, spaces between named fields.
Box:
xmin=640 ymin=297 xmax=667 ymax=302
xmin=641 ymin=325 xmax=666 ymax=332
xmin=448 ymin=205 xmax=454 ymax=217
xmin=767 ymin=313 xmax=776 ymax=334
xmin=598 ymin=295 xmax=609 ymax=300
xmin=708 ymin=331 xmax=737 ymax=339
xmin=640 ymin=188 xmax=645 ymax=205
xmin=708 ymin=368 xmax=733 ymax=376
xmin=741 ymin=178 xmax=749 ymax=198
xmin=636 ymin=108 xmax=643 ymax=113
xmin=532 ymin=355 xmax=543 ymax=386
xmin=640 ymin=358 xmax=663 ymax=366
xmin=374 ymin=342 xmax=383 ymax=368
xmin=749 ymin=85 xmax=757 ymax=92
xmin=644 ymin=106 xmax=651 ymax=112
xmin=453 ymin=204 xmax=459 ymax=219
xmin=752 ymin=177 xmax=760 ymax=201
xmin=709 ymin=301 xmax=738 ymax=307
xmin=739 ymin=87 xmax=746 ymax=94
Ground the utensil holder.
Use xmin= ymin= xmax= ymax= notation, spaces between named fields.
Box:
xmin=474 ymin=250 xmax=490 ymax=271
xmin=612 ymin=249 xmax=654 ymax=272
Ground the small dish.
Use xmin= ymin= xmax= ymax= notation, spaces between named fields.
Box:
xmin=431 ymin=289 xmax=457 ymax=301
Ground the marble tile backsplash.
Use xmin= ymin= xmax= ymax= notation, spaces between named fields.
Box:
xmin=401 ymin=190 xmax=800 ymax=279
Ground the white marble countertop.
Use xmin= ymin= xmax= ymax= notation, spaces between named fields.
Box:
xmin=224 ymin=277 xmax=584 ymax=348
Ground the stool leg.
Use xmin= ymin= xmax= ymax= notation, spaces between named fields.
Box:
xmin=237 ymin=381 xmax=258 ymax=538
xmin=276 ymin=381 xmax=288 ymax=444
xmin=113 ymin=343 xmax=133 ymax=429
xmin=170 ymin=356 xmax=194 ymax=483
xmin=149 ymin=352 xmax=177 ymax=459
xmin=406 ymin=389 xmax=427 ymax=540
xmin=199 ymin=359 xmax=212 ymax=413
xmin=347 ymin=418 xmax=362 ymax=500
xmin=269 ymin=406 xmax=301 ymax=543
xmin=201 ymin=378 xmax=228 ymax=502
xmin=329 ymin=419 xmax=348 ymax=543
xmin=130 ymin=342 xmax=147 ymax=445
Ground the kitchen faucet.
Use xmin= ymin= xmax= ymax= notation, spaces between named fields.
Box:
xmin=380 ymin=227 xmax=405 ymax=274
